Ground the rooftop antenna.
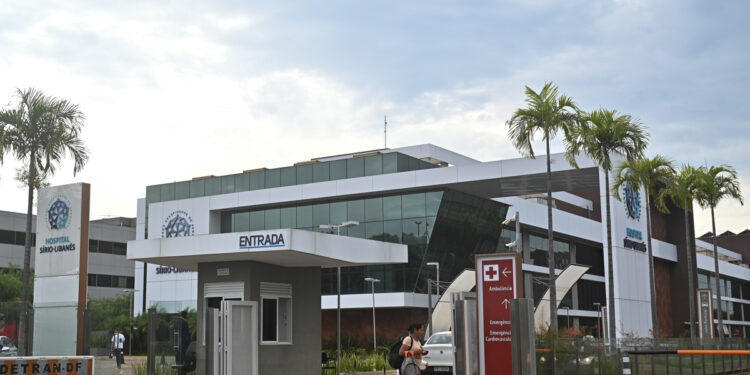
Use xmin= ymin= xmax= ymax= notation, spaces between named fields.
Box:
xmin=384 ymin=115 xmax=387 ymax=149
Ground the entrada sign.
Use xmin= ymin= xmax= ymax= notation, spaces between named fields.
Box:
xmin=476 ymin=253 xmax=522 ymax=375
xmin=239 ymin=233 xmax=286 ymax=249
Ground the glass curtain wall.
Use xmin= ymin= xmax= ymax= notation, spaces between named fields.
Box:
xmin=220 ymin=189 xmax=508 ymax=295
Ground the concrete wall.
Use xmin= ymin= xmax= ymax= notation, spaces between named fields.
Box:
xmin=197 ymin=261 xmax=321 ymax=375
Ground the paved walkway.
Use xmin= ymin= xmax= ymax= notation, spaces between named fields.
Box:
xmin=93 ymin=356 xmax=145 ymax=375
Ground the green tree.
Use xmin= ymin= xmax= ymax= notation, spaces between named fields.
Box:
xmin=506 ymin=82 xmax=579 ymax=340
xmin=566 ymin=109 xmax=648 ymax=348
xmin=612 ymin=156 xmax=675 ymax=338
xmin=695 ymin=165 xmax=743 ymax=337
xmin=0 ymin=88 xmax=89 ymax=354
xmin=0 ymin=273 xmax=22 ymax=301
xmin=657 ymin=165 xmax=702 ymax=342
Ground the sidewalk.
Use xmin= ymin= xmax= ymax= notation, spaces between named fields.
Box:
xmin=94 ymin=356 xmax=145 ymax=375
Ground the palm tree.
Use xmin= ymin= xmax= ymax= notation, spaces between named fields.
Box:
xmin=695 ymin=165 xmax=743 ymax=337
xmin=566 ymin=109 xmax=648 ymax=348
xmin=0 ymin=88 xmax=89 ymax=355
xmin=506 ymin=82 xmax=579 ymax=336
xmin=612 ymin=156 xmax=675 ymax=338
xmin=657 ymin=165 xmax=701 ymax=342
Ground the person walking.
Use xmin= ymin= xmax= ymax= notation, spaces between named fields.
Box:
xmin=111 ymin=328 xmax=126 ymax=369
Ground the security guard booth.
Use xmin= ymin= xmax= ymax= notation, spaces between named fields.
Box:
xmin=128 ymin=228 xmax=407 ymax=375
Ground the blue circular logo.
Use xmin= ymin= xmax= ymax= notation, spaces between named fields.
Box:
xmin=623 ymin=182 xmax=641 ymax=221
xmin=48 ymin=198 xmax=70 ymax=230
xmin=162 ymin=211 xmax=194 ymax=238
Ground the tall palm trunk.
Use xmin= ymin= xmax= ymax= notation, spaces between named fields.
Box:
xmin=18 ymin=156 xmax=35 ymax=356
xmin=605 ymin=167 xmax=616 ymax=348
xmin=645 ymin=194 xmax=658 ymax=338
xmin=684 ymin=199 xmax=697 ymax=342
xmin=545 ymin=136 xmax=557 ymax=374
xmin=711 ymin=206 xmax=723 ymax=338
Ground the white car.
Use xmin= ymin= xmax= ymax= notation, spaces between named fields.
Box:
xmin=0 ymin=336 xmax=17 ymax=357
xmin=421 ymin=331 xmax=453 ymax=374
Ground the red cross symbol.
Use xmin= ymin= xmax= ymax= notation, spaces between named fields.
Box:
xmin=483 ymin=264 xmax=499 ymax=281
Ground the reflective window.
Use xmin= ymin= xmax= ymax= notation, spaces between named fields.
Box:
xmin=366 ymin=221 xmax=384 ymax=240
xmin=397 ymin=153 xmax=411 ymax=172
xmin=382 ymin=153 xmax=397 ymax=174
xmin=296 ymin=205 xmax=312 ymax=228
xmin=426 ymin=191 xmax=443 ymax=217
xmin=330 ymin=160 xmax=347 ymax=180
xmin=280 ymin=207 xmax=296 ymax=229
xmin=233 ymin=212 xmax=250 ymax=232
xmin=175 ymin=181 xmax=190 ymax=200
xmin=189 ymin=180 xmax=205 ymax=198
xmin=146 ymin=185 xmax=161 ymax=203
xmin=383 ymin=220 xmax=402 ymax=243
xmin=365 ymin=198 xmax=383 ymax=222
xmin=364 ymin=155 xmax=382 ymax=176
xmin=313 ymin=203 xmax=330 ymax=227
xmin=280 ymin=167 xmax=296 ymax=186
xmin=402 ymin=193 xmax=426 ymax=218
xmin=313 ymin=162 xmax=330 ymax=182
xmin=296 ymin=164 xmax=312 ymax=185
xmin=383 ymin=195 xmax=401 ymax=220
xmin=347 ymin=200 xmax=365 ymax=223
xmin=265 ymin=169 xmax=281 ymax=188
xmin=249 ymin=170 xmax=265 ymax=190
xmin=250 ymin=211 xmax=265 ymax=230
xmin=576 ymin=243 xmax=604 ymax=276
xmin=265 ymin=209 xmax=281 ymax=230
xmin=221 ymin=175 xmax=235 ymax=194
xmin=205 ymin=177 xmax=221 ymax=195
xmin=529 ymin=234 xmax=570 ymax=269
xmin=160 ymin=183 xmax=175 ymax=201
xmin=236 ymin=173 xmax=250 ymax=192
xmin=347 ymin=158 xmax=364 ymax=178
xmin=330 ymin=202 xmax=347 ymax=225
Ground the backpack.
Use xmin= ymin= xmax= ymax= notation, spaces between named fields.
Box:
xmin=388 ymin=335 xmax=412 ymax=369
xmin=400 ymin=352 xmax=420 ymax=375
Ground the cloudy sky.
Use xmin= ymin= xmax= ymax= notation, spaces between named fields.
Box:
xmin=0 ymin=0 xmax=748 ymax=235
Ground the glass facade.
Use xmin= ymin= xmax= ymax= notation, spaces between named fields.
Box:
xmin=144 ymin=152 xmax=438 ymax=206
xmin=220 ymin=188 xmax=508 ymax=295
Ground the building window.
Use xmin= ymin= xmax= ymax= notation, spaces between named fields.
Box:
xmin=260 ymin=282 xmax=292 ymax=344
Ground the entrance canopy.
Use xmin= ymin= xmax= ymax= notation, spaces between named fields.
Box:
xmin=128 ymin=228 xmax=408 ymax=271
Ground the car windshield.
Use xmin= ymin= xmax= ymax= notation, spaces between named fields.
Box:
xmin=426 ymin=333 xmax=452 ymax=345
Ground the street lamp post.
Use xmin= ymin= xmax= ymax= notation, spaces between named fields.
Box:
xmin=426 ymin=262 xmax=439 ymax=337
xmin=320 ymin=221 xmax=359 ymax=375
xmin=124 ymin=289 xmax=135 ymax=356
xmin=364 ymin=277 xmax=380 ymax=351
xmin=593 ymin=303 xmax=602 ymax=338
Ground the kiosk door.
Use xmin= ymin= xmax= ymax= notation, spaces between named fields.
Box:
xmin=220 ymin=300 xmax=258 ymax=375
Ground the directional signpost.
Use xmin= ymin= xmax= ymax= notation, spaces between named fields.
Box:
xmin=476 ymin=253 xmax=523 ymax=375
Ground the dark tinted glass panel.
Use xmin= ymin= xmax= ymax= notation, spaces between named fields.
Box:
xmin=189 ymin=179 xmax=205 ymax=198
xmin=262 ymin=298 xmax=278 ymax=341
xmin=280 ymin=167 xmax=296 ymax=186
xmin=364 ymin=155 xmax=382 ymax=176
xmin=97 ymin=274 xmax=111 ymax=287
xmin=365 ymin=198 xmax=382 ymax=222
xmin=236 ymin=173 xmax=250 ymax=192
xmin=296 ymin=206 xmax=312 ymax=228
xmin=296 ymin=164 xmax=312 ymax=184
xmin=312 ymin=203 xmax=330 ymax=227
xmin=425 ymin=191 xmax=443 ymax=217
xmin=397 ymin=154 xmax=410 ymax=172
xmin=221 ymin=175 xmax=235 ymax=194
xmin=576 ymin=243 xmax=604 ymax=276
xmin=383 ymin=195 xmax=401 ymax=220
xmin=221 ymin=212 xmax=232 ymax=233
xmin=89 ymin=239 xmax=99 ymax=252
xmin=383 ymin=220 xmax=402 ymax=243
xmin=577 ymin=280 xmax=606 ymax=310
xmin=88 ymin=274 xmax=96 ymax=286
xmin=14 ymin=232 xmax=25 ymax=246
xmin=330 ymin=160 xmax=347 ymax=180
xmin=529 ymin=234 xmax=568 ymax=268
xmin=146 ymin=185 xmax=161 ymax=203
xmin=347 ymin=224 xmax=365 ymax=238
xmin=280 ymin=207 xmax=296 ymax=228
xmin=160 ymin=183 xmax=175 ymax=201
xmin=382 ymin=153 xmax=397 ymax=173
xmin=249 ymin=170 xmax=265 ymax=190
xmin=174 ymin=181 xmax=190 ymax=200
xmin=127 ymin=277 xmax=135 ymax=289
xmin=250 ymin=211 xmax=265 ymax=230
xmin=330 ymin=202 xmax=347 ymax=224
xmin=366 ymin=221 xmax=384 ymax=240
xmin=402 ymin=219 xmax=423 ymax=246
xmin=265 ymin=169 xmax=281 ymax=188
xmin=233 ymin=212 xmax=250 ymax=232
xmin=265 ymin=209 xmax=281 ymax=230
xmin=205 ymin=177 xmax=221 ymax=195
xmin=402 ymin=193 xmax=425 ymax=218
xmin=98 ymin=241 xmax=113 ymax=254
xmin=347 ymin=200 xmax=364 ymax=222
xmin=0 ymin=230 xmax=14 ymax=244
xmin=112 ymin=242 xmax=127 ymax=256
xmin=409 ymin=157 xmax=419 ymax=171
xmin=313 ymin=162 xmax=330 ymax=182
xmin=346 ymin=158 xmax=364 ymax=178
